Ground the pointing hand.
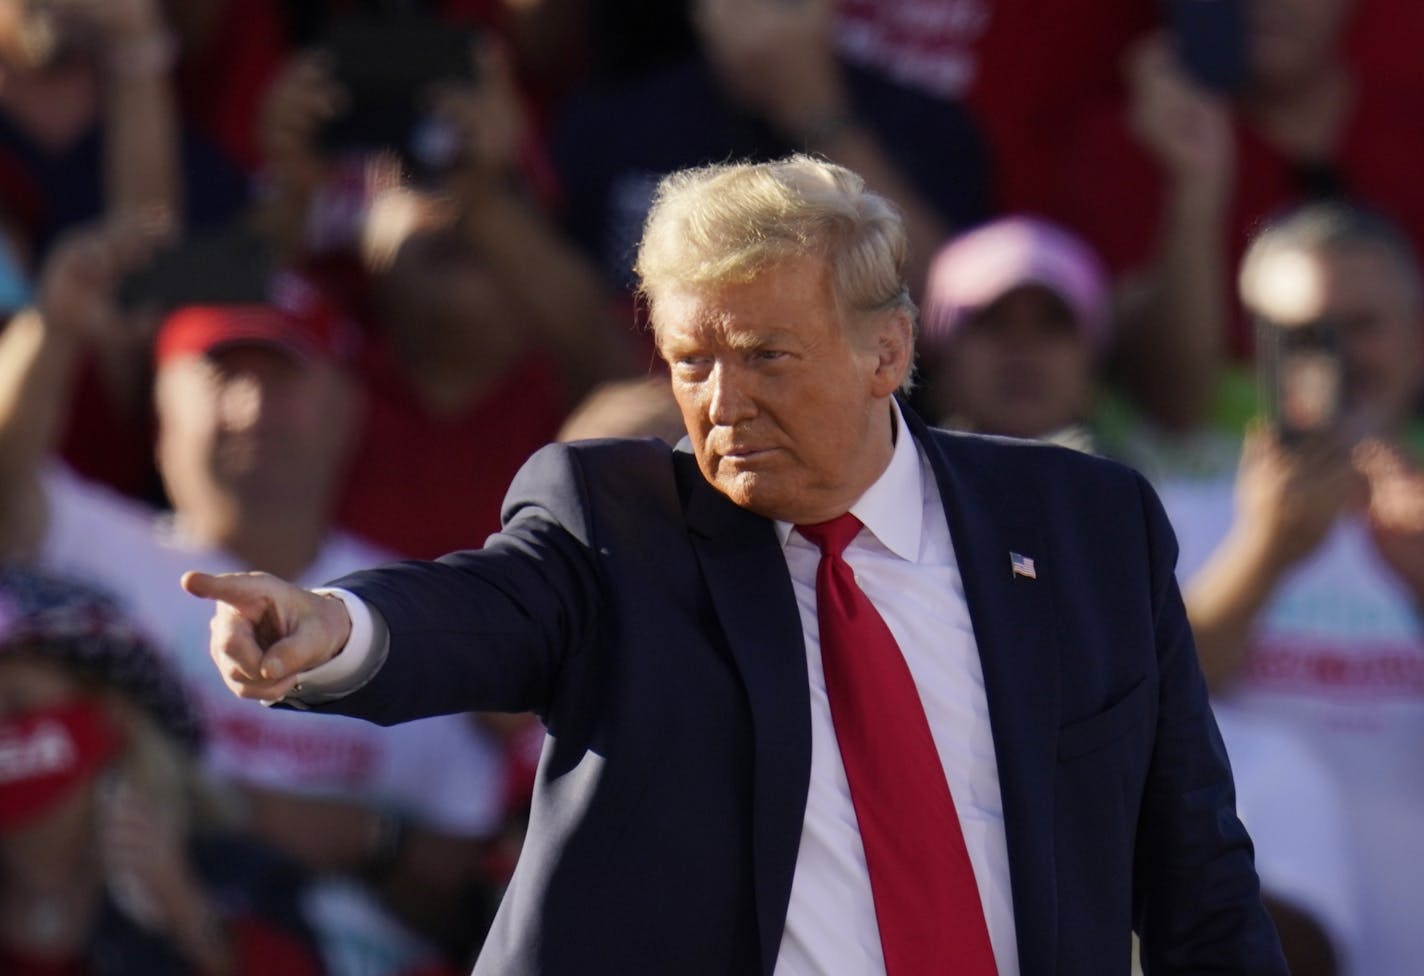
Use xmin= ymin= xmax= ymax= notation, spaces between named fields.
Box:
xmin=180 ymin=570 xmax=352 ymax=702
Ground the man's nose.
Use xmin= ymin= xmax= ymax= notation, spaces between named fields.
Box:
xmin=707 ymin=361 xmax=756 ymax=426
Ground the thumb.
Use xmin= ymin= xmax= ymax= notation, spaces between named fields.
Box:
xmin=259 ymin=614 xmax=344 ymax=683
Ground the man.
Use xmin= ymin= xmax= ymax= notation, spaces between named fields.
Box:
xmin=186 ymin=157 xmax=1287 ymax=974
xmin=0 ymin=225 xmax=504 ymax=975
xmin=256 ymin=38 xmax=638 ymax=558
xmin=1163 ymin=202 xmax=1424 ymax=974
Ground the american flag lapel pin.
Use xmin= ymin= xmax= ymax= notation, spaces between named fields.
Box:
xmin=1010 ymin=552 xmax=1037 ymax=580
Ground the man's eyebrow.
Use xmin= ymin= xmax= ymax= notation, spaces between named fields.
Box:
xmin=660 ymin=325 xmax=800 ymax=355
xmin=724 ymin=328 xmax=799 ymax=351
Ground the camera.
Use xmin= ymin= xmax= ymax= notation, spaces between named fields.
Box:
xmin=316 ymin=13 xmax=479 ymax=179
xmin=1167 ymin=0 xmax=1249 ymax=94
xmin=117 ymin=226 xmax=275 ymax=314
xmin=1257 ymin=315 xmax=1346 ymax=446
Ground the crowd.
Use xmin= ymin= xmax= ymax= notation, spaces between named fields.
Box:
xmin=0 ymin=0 xmax=1417 ymax=973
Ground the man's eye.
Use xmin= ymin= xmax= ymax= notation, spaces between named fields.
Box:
xmin=672 ymin=356 xmax=712 ymax=375
xmin=753 ymin=349 xmax=787 ymax=362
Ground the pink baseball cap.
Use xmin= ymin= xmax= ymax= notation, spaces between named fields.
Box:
xmin=922 ymin=217 xmax=1111 ymax=351
xmin=154 ymin=272 xmax=361 ymax=367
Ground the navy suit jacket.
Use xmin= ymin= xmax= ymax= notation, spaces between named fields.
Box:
xmin=324 ymin=408 xmax=1287 ymax=975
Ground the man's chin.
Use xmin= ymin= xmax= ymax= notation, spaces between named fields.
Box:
xmin=709 ymin=470 xmax=793 ymax=520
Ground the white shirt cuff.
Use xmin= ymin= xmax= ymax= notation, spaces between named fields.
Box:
xmin=282 ymin=587 xmax=390 ymax=706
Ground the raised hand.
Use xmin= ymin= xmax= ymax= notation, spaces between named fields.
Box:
xmin=1126 ymin=32 xmax=1234 ymax=193
xmin=180 ymin=570 xmax=352 ymax=702
xmin=35 ymin=216 xmax=171 ymax=342
xmin=257 ymin=52 xmax=346 ymax=194
xmin=428 ymin=35 xmax=529 ymax=203
xmin=99 ymin=773 xmax=237 ymax=971
xmin=693 ymin=0 xmax=846 ymax=138
xmin=1355 ymin=439 xmax=1424 ymax=602
xmin=1232 ymin=423 xmax=1366 ymax=574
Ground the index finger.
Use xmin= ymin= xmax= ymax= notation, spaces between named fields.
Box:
xmin=180 ymin=570 xmax=283 ymax=620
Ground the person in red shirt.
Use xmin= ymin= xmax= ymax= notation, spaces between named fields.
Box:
xmin=1050 ymin=0 xmax=1424 ymax=433
xmin=832 ymin=0 xmax=1154 ymax=213
xmin=254 ymin=26 xmax=637 ymax=558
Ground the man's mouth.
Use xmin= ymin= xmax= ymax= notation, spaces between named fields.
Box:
xmin=719 ymin=446 xmax=776 ymax=462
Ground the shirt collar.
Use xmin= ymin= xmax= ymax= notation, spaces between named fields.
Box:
xmin=774 ymin=398 xmax=924 ymax=562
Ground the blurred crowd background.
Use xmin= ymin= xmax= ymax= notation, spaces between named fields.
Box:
xmin=0 ymin=0 xmax=1419 ymax=974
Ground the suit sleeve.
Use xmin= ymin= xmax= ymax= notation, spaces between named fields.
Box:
xmin=311 ymin=441 xmax=604 ymax=726
xmin=1129 ymin=471 xmax=1288 ymax=974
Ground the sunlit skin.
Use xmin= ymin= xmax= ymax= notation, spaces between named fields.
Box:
xmin=655 ymin=255 xmax=912 ymax=524
xmin=154 ymin=344 xmax=356 ymax=515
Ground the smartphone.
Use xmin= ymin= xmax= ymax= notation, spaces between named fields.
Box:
xmin=1167 ymin=0 xmax=1249 ymax=94
xmin=317 ymin=13 xmax=478 ymax=174
xmin=117 ymin=226 xmax=275 ymax=313
xmin=1258 ymin=316 xmax=1345 ymax=446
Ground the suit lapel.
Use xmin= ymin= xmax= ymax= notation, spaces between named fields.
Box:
xmin=678 ymin=452 xmax=812 ymax=976
xmin=906 ymin=408 xmax=1062 ymax=975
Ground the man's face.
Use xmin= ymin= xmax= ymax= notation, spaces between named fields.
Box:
xmin=1314 ymin=246 xmax=1424 ymax=429
xmin=929 ymin=285 xmax=1094 ymax=439
xmin=154 ymin=345 xmax=356 ymax=517
xmin=379 ymin=223 xmax=526 ymax=372
xmin=1249 ymin=243 xmax=1424 ymax=432
xmin=656 ymin=256 xmax=910 ymax=524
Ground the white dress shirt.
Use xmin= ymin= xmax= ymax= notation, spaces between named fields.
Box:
xmin=772 ymin=402 xmax=1017 ymax=975
xmin=299 ymin=403 xmax=1019 ymax=974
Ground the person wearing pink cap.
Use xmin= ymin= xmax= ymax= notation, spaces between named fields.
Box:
xmin=0 ymin=224 xmax=507 ymax=976
xmin=919 ymin=217 xmax=1111 ymax=451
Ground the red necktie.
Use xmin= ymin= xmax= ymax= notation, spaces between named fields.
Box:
xmin=797 ymin=513 xmax=997 ymax=976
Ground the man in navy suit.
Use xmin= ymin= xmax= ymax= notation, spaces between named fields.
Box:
xmin=185 ymin=156 xmax=1286 ymax=974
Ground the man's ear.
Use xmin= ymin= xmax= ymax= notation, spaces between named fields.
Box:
xmin=868 ymin=309 xmax=914 ymax=397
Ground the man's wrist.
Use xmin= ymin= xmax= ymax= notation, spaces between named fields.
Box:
xmin=280 ymin=588 xmax=388 ymax=706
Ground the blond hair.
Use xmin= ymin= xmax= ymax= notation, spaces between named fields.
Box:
xmin=634 ymin=156 xmax=916 ymax=342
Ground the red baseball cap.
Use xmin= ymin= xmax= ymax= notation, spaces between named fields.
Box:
xmin=154 ymin=272 xmax=361 ymax=367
